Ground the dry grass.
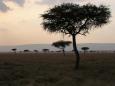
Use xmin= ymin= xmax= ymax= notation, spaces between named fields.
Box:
xmin=0 ymin=52 xmax=115 ymax=86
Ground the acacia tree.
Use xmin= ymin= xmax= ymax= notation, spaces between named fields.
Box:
xmin=42 ymin=49 xmax=49 ymax=52
xmin=81 ymin=47 xmax=89 ymax=54
xmin=12 ymin=48 xmax=17 ymax=53
xmin=34 ymin=50 xmax=39 ymax=53
xmin=52 ymin=40 xmax=71 ymax=56
xmin=41 ymin=3 xmax=111 ymax=69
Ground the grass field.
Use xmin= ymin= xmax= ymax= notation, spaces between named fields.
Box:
xmin=0 ymin=52 xmax=115 ymax=86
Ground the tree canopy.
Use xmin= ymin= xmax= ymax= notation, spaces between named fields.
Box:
xmin=81 ymin=47 xmax=89 ymax=51
xmin=42 ymin=3 xmax=111 ymax=36
xmin=52 ymin=40 xmax=71 ymax=49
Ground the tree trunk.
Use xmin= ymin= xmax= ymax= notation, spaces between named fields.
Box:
xmin=84 ymin=50 xmax=85 ymax=55
xmin=72 ymin=35 xmax=80 ymax=69
xmin=62 ymin=48 xmax=65 ymax=56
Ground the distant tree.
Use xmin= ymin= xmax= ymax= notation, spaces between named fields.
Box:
xmin=52 ymin=40 xmax=71 ymax=56
xmin=42 ymin=49 xmax=49 ymax=52
xmin=34 ymin=50 xmax=39 ymax=53
xmin=24 ymin=50 xmax=30 ymax=53
xmin=41 ymin=3 xmax=111 ymax=69
xmin=12 ymin=48 xmax=17 ymax=53
xmin=81 ymin=47 xmax=89 ymax=54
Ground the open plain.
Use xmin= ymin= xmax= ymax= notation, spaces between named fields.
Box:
xmin=0 ymin=52 xmax=115 ymax=86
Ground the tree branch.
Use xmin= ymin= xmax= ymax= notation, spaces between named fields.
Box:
xmin=79 ymin=33 xmax=86 ymax=36
xmin=76 ymin=18 xmax=89 ymax=35
xmin=61 ymin=29 xmax=70 ymax=34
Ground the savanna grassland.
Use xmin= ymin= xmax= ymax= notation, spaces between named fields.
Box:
xmin=0 ymin=52 xmax=115 ymax=86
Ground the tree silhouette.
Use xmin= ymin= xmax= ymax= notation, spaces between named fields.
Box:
xmin=42 ymin=49 xmax=49 ymax=52
xmin=41 ymin=3 xmax=111 ymax=69
xmin=81 ymin=47 xmax=89 ymax=54
xmin=12 ymin=48 xmax=17 ymax=53
xmin=24 ymin=49 xmax=30 ymax=53
xmin=34 ymin=50 xmax=39 ymax=53
xmin=52 ymin=40 xmax=71 ymax=56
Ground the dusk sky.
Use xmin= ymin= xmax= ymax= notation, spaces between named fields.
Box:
xmin=0 ymin=0 xmax=114 ymax=45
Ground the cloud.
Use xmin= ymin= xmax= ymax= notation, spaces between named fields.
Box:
xmin=7 ymin=0 xmax=25 ymax=6
xmin=35 ymin=0 xmax=111 ymax=6
xmin=0 ymin=0 xmax=10 ymax=12
xmin=0 ymin=0 xmax=25 ymax=13
xmin=35 ymin=0 xmax=86 ymax=5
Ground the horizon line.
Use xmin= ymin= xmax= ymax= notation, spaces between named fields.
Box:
xmin=1 ymin=43 xmax=115 ymax=46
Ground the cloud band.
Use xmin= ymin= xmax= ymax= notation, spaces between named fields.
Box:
xmin=0 ymin=0 xmax=25 ymax=12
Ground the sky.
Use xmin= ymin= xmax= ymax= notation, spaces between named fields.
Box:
xmin=0 ymin=0 xmax=114 ymax=46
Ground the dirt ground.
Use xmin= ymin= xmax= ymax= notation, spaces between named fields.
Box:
xmin=0 ymin=52 xmax=115 ymax=86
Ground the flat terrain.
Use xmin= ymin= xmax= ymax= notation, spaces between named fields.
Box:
xmin=0 ymin=52 xmax=115 ymax=86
